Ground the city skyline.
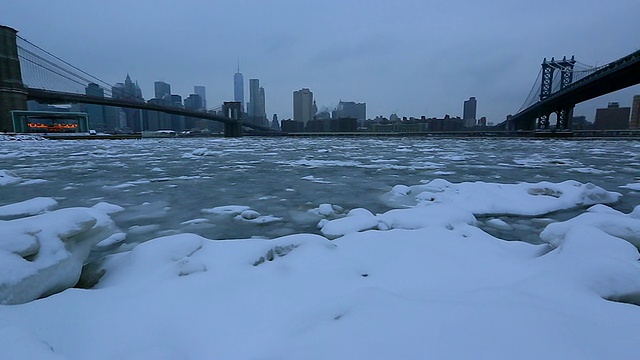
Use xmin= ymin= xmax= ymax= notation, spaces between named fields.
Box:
xmin=3 ymin=1 xmax=639 ymax=122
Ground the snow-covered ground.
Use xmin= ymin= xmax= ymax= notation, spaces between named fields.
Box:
xmin=1 ymin=138 xmax=640 ymax=359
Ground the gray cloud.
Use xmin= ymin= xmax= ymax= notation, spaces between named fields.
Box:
xmin=3 ymin=0 xmax=639 ymax=122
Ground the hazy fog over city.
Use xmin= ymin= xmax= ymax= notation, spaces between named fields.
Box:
xmin=3 ymin=0 xmax=639 ymax=123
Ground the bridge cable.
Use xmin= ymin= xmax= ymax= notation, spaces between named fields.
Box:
xmin=516 ymin=67 xmax=542 ymax=113
xmin=17 ymin=35 xmax=118 ymax=95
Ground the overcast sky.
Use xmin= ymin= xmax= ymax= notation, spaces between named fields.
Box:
xmin=3 ymin=0 xmax=640 ymax=122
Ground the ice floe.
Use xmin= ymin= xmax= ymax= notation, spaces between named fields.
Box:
xmin=0 ymin=170 xmax=21 ymax=186
xmin=380 ymin=179 xmax=620 ymax=216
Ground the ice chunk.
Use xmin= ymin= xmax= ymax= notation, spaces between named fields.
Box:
xmin=0 ymin=197 xmax=58 ymax=219
xmin=91 ymin=202 xmax=125 ymax=214
xmin=391 ymin=185 xmax=411 ymax=196
xmin=309 ymin=203 xmax=344 ymax=217
xmin=0 ymin=169 xmax=21 ymax=186
xmin=0 ymin=207 xmax=117 ymax=304
xmin=485 ymin=218 xmax=513 ymax=231
xmin=540 ymin=205 xmax=640 ymax=249
xmin=382 ymin=179 xmax=621 ymax=216
xmin=202 ymin=205 xmax=251 ymax=215
xmin=240 ymin=209 xmax=261 ymax=220
xmin=320 ymin=208 xmax=378 ymax=239
xmin=621 ymin=183 xmax=640 ymax=191
xmin=94 ymin=232 xmax=127 ymax=249
xmin=377 ymin=204 xmax=476 ymax=231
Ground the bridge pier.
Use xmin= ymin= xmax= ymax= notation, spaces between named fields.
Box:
xmin=0 ymin=25 xmax=27 ymax=132
xmin=222 ymin=101 xmax=243 ymax=137
xmin=536 ymin=56 xmax=576 ymax=130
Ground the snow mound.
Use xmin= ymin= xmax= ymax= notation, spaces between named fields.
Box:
xmin=3 ymin=212 xmax=636 ymax=359
xmin=320 ymin=208 xmax=379 ymax=239
xmin=0 ymin=207 xmax=118 ymax=304
xmin=0 ymin=197 xmax=58 ymax=219
xmin=541 ymin=204 xmax=640 ymax=249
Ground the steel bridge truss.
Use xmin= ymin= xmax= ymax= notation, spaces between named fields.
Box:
xmin=537 ymin=56 xmax=576 ymax=130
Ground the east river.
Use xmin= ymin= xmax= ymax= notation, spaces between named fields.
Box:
xmin=1 ymin=137 xmax=639 ymax=247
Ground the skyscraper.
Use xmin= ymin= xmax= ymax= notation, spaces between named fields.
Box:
xmin=293 ymin=88 xmax=315 ymax=125
xmin=85 ymin=83 xmax=106 ymax=132
xmin=234 ymin=63 xmax=244 ymax=111
xmin=463 ymin=97 xmax=477 ymax=127
xmin=248 ymin=79 xmax=266 ymax=125
xmin=154 ymin=81 xmax=171 ymax=100
xmin=630 ymin=95 xmax=640 ymax=129
xmin=194 ymin=86 xmax=206 ymax=110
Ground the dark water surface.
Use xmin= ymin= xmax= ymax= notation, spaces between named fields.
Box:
xmin=1 ymin=137 xmax=639 ymax=245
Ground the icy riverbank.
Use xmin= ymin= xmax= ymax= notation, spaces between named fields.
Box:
xmin=1 ymin=178 xmax=639 ymax=359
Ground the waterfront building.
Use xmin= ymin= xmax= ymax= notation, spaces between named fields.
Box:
xmin=594 ymin=102 xmax=630 ymax=130
xmin=630 ymin=95 xmax=640 ymax=129
xmin=463 ymin=97 xmax=477 ymax=127
xmin=293 ymin=88 xmax=315 ymax=126
xmin=332 ymin=101 xmax=365 ymax=126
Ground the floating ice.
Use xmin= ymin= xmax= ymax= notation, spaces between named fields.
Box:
xmin=382 ymin=179 xmax=621 ymax=216
xmin=202 ymin=205 xmax=251 ymax=215
xmin=94 ymin=232 xmax=127 ymax=249
xmin=485 ymin=218 xmax=513 ymax=231
xmin=301 ymin=175 xmax=332 ymax=184
xmin=239 ymin=209 xmax=261 ymax=220
xmin=308 ymin=203 xmax=344 ymax=217
xmin=91 ymin=202 xmax=125 ymax=214
xmin=0 ymin=170 xmax=21 ymax=186
xmin=621 ymin=183 xmax=640 ymax=191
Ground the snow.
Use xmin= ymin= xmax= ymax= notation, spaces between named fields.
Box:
xmin=320 ymin=208 xmax=379 ymax=239
xmin=201 ymin=205 xmax=251 ymax=215
xmin=380 ymin=179 xmax=621 ymax=216
xmin=0 ymin=197 xmax=58 ymax=219
xmin=0 ymin=134 xmax=45 ymax=141
xmin=91 ymin=202 xmax=125 ymax=214
xmin=0 ymin=207 xmax=118 ymax=305
xmin=0 ymin=179 xmax=639 ymax=359
xmin=308 ymin=203 xmax=344 ymax=217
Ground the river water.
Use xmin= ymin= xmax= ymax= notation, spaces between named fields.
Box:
xmin=1 ymin=137 xmax=639 ymax=248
